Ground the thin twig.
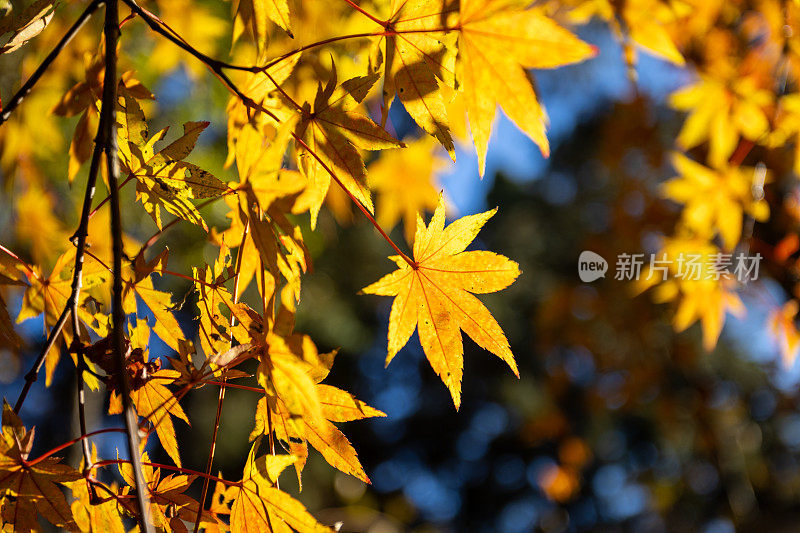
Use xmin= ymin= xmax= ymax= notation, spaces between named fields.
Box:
xmin=342 ymin=0 xmax=387 ymax=27
xmin=0 ymin=0 xmax=102 ymax=125
xmin=27 ymin=428 xmax=126 ymax=467
xmin=102 ymin=1 xmax=154 ymax=530
xmin=69 ymin=84 xmax=109 ymax=472
xmin=192 ymin=219 xmax=249 ymax=533
xmin=13 ymin=305 xmax=69 ymax=412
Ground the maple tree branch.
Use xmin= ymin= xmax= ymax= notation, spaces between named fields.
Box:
xmin=193 ymin=219 xmax=250 ymax=533
xmin=342 ymin=0 xmax=387 ymax=27
xmin=291 ymin=134 xmax=417 ymax=267
xmin=92 ymin=459 xmax=241 ymax=487
xmin=262 ymin=32 xmax=382 ymax=70
xmin=13 ymin=306 xmax=69 ymax=412
xmin=200 ymin=380 xmax=262 ymax=393
xmin=27 ymin=428 xmax=126 ymax=467
xmin=69 ymin=111 xmax=109 ymax=474
xmin=120 ymin=0 xmax=415 ymax=266
xmin=102 ymin=1 xmax=154 ymax=530
xmin=0 ymin=0 xmax=102 ymax=126
xmin=89 ymin=173 xmax=134 ymax=219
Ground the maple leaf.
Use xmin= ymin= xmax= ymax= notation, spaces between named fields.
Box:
xmin=229 ymin=438 xmax=332 ymax=532
xmin=0 ymin=402 xmax=81 ymax=532
xmin=118 ymin=452 xmax=222 ymax=530
xmin=51 ymin=40 xmax=154 ymax=183
xmin=15 ymin=249 xmax=110 ymax=386
xmin=368 ymin=135 xmax=442 ymax=244
xmin=67 ymin=445 xmax=125 ymax=533
xmin=122 ymin=249 xmax=187 ymax=352
xmin=253 ymin=350 xmax=385 ymax=485
xmin=0 ymin=0 xmax=55 ymax=55
xmin=565 ymin=0 xmax=685 ymax=66
xmin=293 ymin=66 xmax=401 ymax=227
xmin=370 ymin=0 xmax=457 ymax=156
xmin=107 ymin=321 xmax=189 ymax=467
xmin=117 ymin=85 xmax=228 ymax=231
xmin=636 ymin=236 xmax=745 ymax=351
xmin=362 ymin=197 xmax=520 ymax=408
xmin=663 ymin=153 xmax=769 ymax=251
xmin=457 ymin=0 xmax=596 ymax=175
xmin=769 ymin=300 xmax=800 ymax=367
xmin=670 ymin=69 xmax=773 ymax=166
xmin=233 ymin=0 xmax=293 ymax=54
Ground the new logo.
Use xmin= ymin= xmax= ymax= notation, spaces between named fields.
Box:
xmin=578 ymin=251 xmax=607 ymax=282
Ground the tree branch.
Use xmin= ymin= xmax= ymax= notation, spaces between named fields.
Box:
xmin=102 ymin=1 xmax=154 ymax=530
xmin=13 ymin=305 xmax=69 ymax=412
xmin=192 ymin=219 xmax=250 ymax=533
xmin=0 ymin=0 xmax=102 ymax=126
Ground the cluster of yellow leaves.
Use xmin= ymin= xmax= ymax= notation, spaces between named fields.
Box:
xmin=663 ymin=153 xmax=769 ymax=251
xmin=0 ymin=0 xmax=638 ymax=529
xmin=637 ymin=237 xmax=745 ymax=351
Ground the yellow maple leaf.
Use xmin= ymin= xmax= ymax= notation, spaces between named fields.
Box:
xmin=368 ymin=135 xmax=443 ymax=244
xmin=233 ymin=0 xmax=293 ymax=55
xmin=362 ymin=197 xmax=520 ymax=409
xmin=670 ymin=70 xmax=773 ymax=166
xmin=663 ymin=153 xmax=769 ymax=250
xmin=229 ymin=439 xmax=332 ymax=532
xmin=769 ymin=300 xmax=800 ymax=367
xmin=0 ymin=402 xmax=81 ymax=532
xmin=253 ymin=350 xmax=385 ymax=485
xmin=565 ymin=0 xmax=685 ymax=66
xmin=637 ymin=236 xmax=745 ymax=351
xmin=117 ymin=85 xmax=228 ymax=231
xmin=458 ymin=0 xmax=595 ymax=174
xmin=369 ymin=0 xmax=457 ymax=156
xmin=294 ymin=67 xmax=401 ymax=227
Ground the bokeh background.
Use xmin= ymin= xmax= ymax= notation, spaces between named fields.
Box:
xmin=2 ymin=1 xmax=800 ymax=532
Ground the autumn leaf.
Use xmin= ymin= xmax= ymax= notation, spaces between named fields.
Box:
xmin=0 ymin=402 xmax=81 ymax=532
xmin=253 ymin=350 xmax=385 ymax=485
xmin=565 ymin=0 xmax=685 ymax=66
xmin=457 ymin=0 xmax=595 ymax=175
xmin=368 ymin=135 xmax=442 ymax=244
xmin=15 ymin=249 xmax=109 ymax=387
xmin=0 ymin=0 xmax=56 ymax=55
xmin=663 ymin=153 xmax=769 ymax=250
xmin=122 ymin=249 xmax=186 ymax=352
xmin=67 ymin=445 xmax=125 ymax=533
xmin=293 ymin=66 xmax=401 ymax=227
xmin=362 ymin=197 xmax=520 ymax=409
xmin=670 ymin=70 xmax=773 ymax=166
xmin=233 ymin=0 xmax=293 ymax=54
xmin=769 ymin=300 xmax=800 ymax=367
xmin=107 ymin=321 xmax=189 ymax=467
xmin=636 ymin=236 xmax=746 ymax=351
xmin=117 ymin=85 xmax=228 ymax=230
xmin=118 ymin=452 xmax=222 ymax=530
xmin=229 ymin=439 xmax=332 ymax=532
xmin=51 ymin=38 xmax=154 ymax=183
xmin=371 ymin=0 xmax=457 ymax=156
